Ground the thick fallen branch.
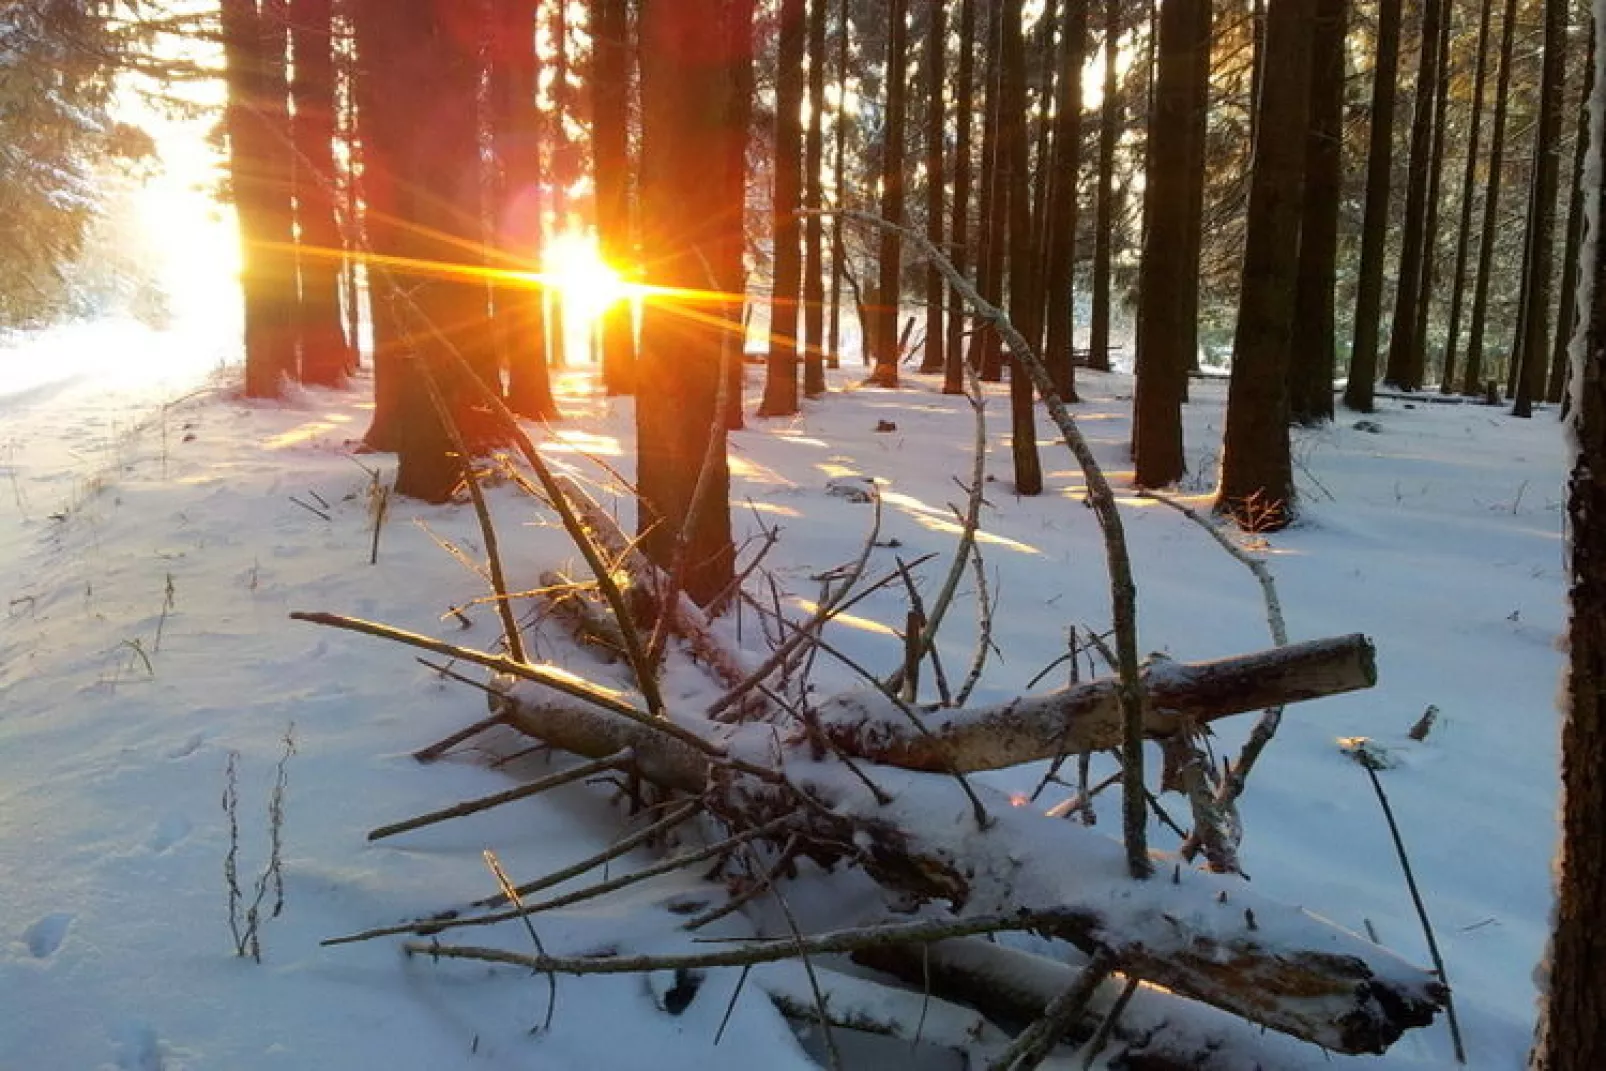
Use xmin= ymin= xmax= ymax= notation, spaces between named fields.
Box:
xmin=811 ymin=632 xmax=1375 ymax=773
xmin=490 ymin=676 xmax=1444 ymax=1056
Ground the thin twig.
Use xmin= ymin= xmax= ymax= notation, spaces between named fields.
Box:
xmin=483 ymin=850 xmax=557 ymax=1033
xmin=367 ymin=750 xmax=633 ymax=841
xmin=986 ymin=948 xmax=1116 ymax=1071
xmin=686 ymin=836 xmax=803 ymax=931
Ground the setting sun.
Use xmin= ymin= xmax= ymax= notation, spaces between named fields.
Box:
xmin=542 ymin=230 xmax=628 ymax=323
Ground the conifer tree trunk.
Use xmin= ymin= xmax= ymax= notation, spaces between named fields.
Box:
xmin=919 ymin=0 xmax=946 ymax=376
xmin=801 ymin=0 xmax=829 ymax=396
xmin=592 ymin=0 xmax=636 ymax=395
xmin=222 ymin=0 xmax=297 ymax=398
xmin=826 ymin=0 xmax=849 ymax=370
xmin=489 ymin=0 xmax=556 ymax=421
xmin=1218 ymin=0 xmax=1311 ymax=530
xmin=1133 ymin=0 xmax=1209 ymax=488
xmin=1547 ymin=34 xmax=1593 ymax=407
xmin=547 ymin=0 xmax=572 ymax=368
xmin=634 ymin=0 xmax=741 ymax=605
xmin=1287 ymin=0 xmax=1344 ymax=425
xmin=1001 ymin=0 xmax=1042 ymax=495
xmin=758 ymin=0 xmax=805 ymax=416
xmin=1407 ymin=2 xmax=1453 ymax=390
xmin=1441 ymin=0 xmax=1497 ymax=395
xmin=1042 ymin=0 xmax=1086 ymax=402
xmin=289 ymin=0 xmax=352 ymax=387
xmin=1529 ymin=19 xmax=1606 ymax=1060
xmin=1510 ymin=0 xmax=1569 ymax=419
xmin=942 ymin=0 xmax=977 ymax=396
xmin=975 ymin=0 xmax=1007 ymax=383
xmin=1382 ymin=0 xmax=1446 ymax=391
xmin=721 ymin=0 xmax=755 ymax=431
xmin=869 ymin=0 xmax=909 ymax=388
xmin=1087 ymin=0 xmax=1119 ymax=373
xmin=1344 ymin=0 xmax=1401 ymax=412
xmin=1461 ymin=0 xmax=1520 ymax=398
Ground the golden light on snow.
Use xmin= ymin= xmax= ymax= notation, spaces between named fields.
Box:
xmin=792 ymin=599 xmax=899 ymax=638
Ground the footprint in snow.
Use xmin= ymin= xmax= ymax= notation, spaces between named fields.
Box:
xmin=23 ymin=913 xmax=73 ymax=958
xmin=147 ymin=814 xmax=192 ymax=854
xmin=164 ymin=733 xmax=203 ymax=760
xmin=112 ymin=1020 xmax=165 ymax=1071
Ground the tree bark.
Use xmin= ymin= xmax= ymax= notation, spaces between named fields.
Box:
xmin=592 ymin=0 xmax=636 ymax=396
xmin=1040 ymin=0 xmax=1086 ymax=402
xmin=1547 ymin=32 xmax=1593 ymax=407
xmin=1440 ymin=0 xmax=1497 ymax=396
xmin=801 ymin=0 xmax=829 ymax=397
xmin=1344 ymin=0 xmax=1401 ymax=413
xmin=1086 ymin=0 xmax=1119 ymax=373
xmin=941 ymin=0 xmax=977 ymax=397
xmin=758 ymin=0 xmax=805 ymax=417
xmin=1286 ymin=0 xmax=1344 ymax=425
xmin=919 ymin=0 xmax=946 ymax=377
xmin=1001 ymin=0 xmax=1043 ymax=495
xmin=1133 ymin=0 xmax=1208 ymax=488
xmin=868 ymin=0 xmax=909 ymax=388
xmin=1529 ymin=7 xmax=1606 ymax=1056
xmin=634 ymin=0 xmax=740 ymax=605
xmin=1382 ymin=0 xmax=1446 ymax=391
xmin=1461 ymin=0 xmax=1520 ymax=398
xmin=1217 ymin=0 xmax=1311 ymax=529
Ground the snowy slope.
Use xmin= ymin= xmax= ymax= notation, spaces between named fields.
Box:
xmin=0 ymin=322 xmax=1566 ymax=1069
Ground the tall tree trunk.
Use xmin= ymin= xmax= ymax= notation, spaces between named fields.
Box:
xmin=222 ymin=0 xmax=297 ymax=398
xmin=547 ymin=0 xmax=572 ymax=367
xmin=1509 ymin=0 xmax=1568 ymax=419
xmin=1344 ymin=0 xmax=1401 ymax=412
xmin=1217 ymin=0 xmax=1311 ymax=530
xmin=869 ymin=0 xmax=910 ymax=388
xmin=801 ymin=0 xmax=828 ymax=397
xmin=1087 ymin=0 xmax=1119 ymax=373
xmin=1529 ymin=14 xmax=1606 ymax=1059
xmin=1042 ymin=0 xmax=1086 ymax=402
xmin=942 ymin=0 xmax=977 ymax=396
xmin=758 ymin=0 xmax=805 ymax=416
xmin=1461 ymin=0 xmax=1520 ymax=398
xmin=975 ymin=0 xmax=1006 ymax=383
xmin=826 ymin=0 xmax=849 ymax=370
xmin=1382 ymin=0 xmax=1445 ymax=391
xmin=634 ymin=0 xmax=741 ymax=606
xmin=289 ymin=0 xmax=352 ymax=386
xmin=1133 ymin=0 xmax=1209 ymax=488
xmin=1440 ymin=0 xmax=1496 ymax=395
xmin=720 ymin=0 xmax=755 ymax=430
xmin=490 ymin=0 xmax=557 ymax=422
xmin=1287 ymin=0 xmax=1344 ymax=425
xmin=1408 ymin=0 xmax=1453 ymax=390
xmin=919 ymin=0 xmax=946 ymax=376
xmin=1547 ymin=31 xmax=1593 ymax=407
xmin=1000 ymin=0 xmax=1042 ymax=495
xmin=592 ymin=0 xmax=636 ymax=395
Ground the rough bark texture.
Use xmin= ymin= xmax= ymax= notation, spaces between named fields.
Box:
xmin=1461 ymin=0 xmax=1520 ymax=398
xmin=1530 ymin=12 xmax=1606 ymax=1056
xmin=801 ymin=0 xmax=828 ymax=397
xmin=942 ymin=0 xmax=977 ymax=396
xmin=1440 ymin=0 xmax=1497 ymax=395
xmin=1217 ymin=0 xmax=1311 ymax=529
xmin=815 ymin=633 xmax=1375 ymax=773
xmin=1287 ymin=0 xmax=1344 ymax=425
xmin=869 ymin=0 xmax=909 ymax=388
xmin=635 ymin=0 xmax=739 ymax=604
xmin=1001 ymin=0 xmax=1043 ymax=496
xmin=1040 ymin=0 xmax=1086 ymax=401
xmin=920 ymin=0 xmax=946 ymax=377
xmin=1086 ymin=0 xmax=1119 ymax=373
xmin=1133 ymin=0 xmax=1208 ymax=488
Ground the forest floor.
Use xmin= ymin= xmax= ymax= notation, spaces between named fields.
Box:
xmin=0 ymin=318 xmax=1567 ymax=1069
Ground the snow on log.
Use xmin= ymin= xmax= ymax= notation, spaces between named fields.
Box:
xmin=814 ymin=632 xmax=1376 ymax=772
xmin=494 ymin=672 xmax=1445 ymax=1056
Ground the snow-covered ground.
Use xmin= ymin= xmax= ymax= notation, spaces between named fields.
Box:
xmin=0 ymin=321 xmax=1566 ymax=1069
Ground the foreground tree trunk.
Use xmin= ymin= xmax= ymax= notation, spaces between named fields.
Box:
xmin=1218 ymin=0 xmax=1311 ymax=529
xmin=634 ymin=0 xmax=740 ymax=604
xmin=1529 ymin=18 xmax=1606 ymax=1061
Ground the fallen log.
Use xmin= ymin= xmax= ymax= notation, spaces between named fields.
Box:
xmin=494 ymin=675 xmax=1445 ymax=1056
xmin=813 ymin=633 xmax=1376 ymax=773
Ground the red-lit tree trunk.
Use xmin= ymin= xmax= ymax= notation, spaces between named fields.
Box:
xmin=222 ymin=0 xmax=297 ymax=398
xmin=868 ymin=0 xmax=909 ymax=388
xmin=491 ymin=0 xmax=557 ymax=420
xmin=591 ymin=0 xmax=635 ymax=396
xmin=634 ymin=0 xmax=740 ymax=605
xmin=289 ymin=0 xmax=353 ymax=387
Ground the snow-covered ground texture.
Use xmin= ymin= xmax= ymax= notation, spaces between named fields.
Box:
xmin=0 ymin=321 xmax=1565 ymax=1069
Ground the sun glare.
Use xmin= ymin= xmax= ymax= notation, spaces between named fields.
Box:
xmin=543 ymin=231 xmax=628 ymax=323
